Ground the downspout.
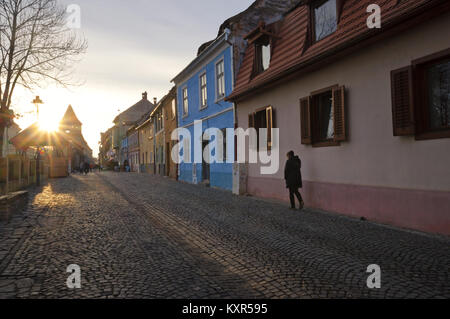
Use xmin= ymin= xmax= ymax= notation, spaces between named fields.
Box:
xmin=225 ymin=28 xmax=238 ymax=157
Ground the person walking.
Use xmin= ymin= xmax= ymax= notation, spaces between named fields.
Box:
xmin=284 ymin=151 xmax=305 ymax=210
xmin=84 ymin=162 xmax=90 ymax=175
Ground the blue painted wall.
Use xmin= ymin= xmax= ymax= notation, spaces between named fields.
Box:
xmin=176 ymin=45 xmax=234 ymax=190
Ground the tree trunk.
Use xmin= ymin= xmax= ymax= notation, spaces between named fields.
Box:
xmin=0 ymin=122 xmax=5 ymax=158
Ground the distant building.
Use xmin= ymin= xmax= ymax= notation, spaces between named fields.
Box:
xmin=127 ymin=114 xmax=147 ymax=173
xmin=99 ymin=127 xmax=113 ymax=167
xmin=112 ymin=92 xmax=154 ymax=166
xmin=136 ymin=113 xmax=155 ymax=174
xmin=59 ymin=105 xmax=93 ymax=171
xmin=11 ymin=104 xmax=92 ymax=177
xmin=1 ymin=121 xmax=21 ymax=157
xmin=162 ymin=87 xmax=178 ymax=180
xmin=146 ymin=87 xmax=178 ymax=178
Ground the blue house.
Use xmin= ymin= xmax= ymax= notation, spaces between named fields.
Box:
xmin=172 ymin=31 xmax=234 ymax=190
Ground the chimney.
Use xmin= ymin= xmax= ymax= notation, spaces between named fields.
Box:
xmin=142 ymin=91 xmax=148 ymax=100
xmin=153 ymin=97 xmax=157 ymax=105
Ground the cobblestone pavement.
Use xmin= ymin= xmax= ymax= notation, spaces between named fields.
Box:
xmin=0 ymin=172 xmax=448 ymax=299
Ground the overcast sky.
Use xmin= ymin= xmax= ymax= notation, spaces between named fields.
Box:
xmin=14 ymin=0 xmax=254 ymax=155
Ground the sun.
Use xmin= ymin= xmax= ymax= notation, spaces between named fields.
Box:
xmin=38 ymin=111 xmax=60 ymax=132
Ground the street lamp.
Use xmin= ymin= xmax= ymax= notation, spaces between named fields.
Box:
xmin=32 ymin=96 xmax=43 ymax=186
xmin=32 ymin=96 xmax=43 ymax=122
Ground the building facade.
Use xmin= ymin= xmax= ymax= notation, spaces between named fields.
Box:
xmin=1 ymin=122 xmax=21 ymax=157
xmin=147 ymin=87 xmax=179 ymax=179
xmin=163 ymin=87 xmax=178 ymax=180
xmin=172 ymin=32 xmax=235 ymax=190
xmin=137 ymin=116 xmax=154 ymax=174
xmin=112 ymin=92 xmax=154 ymax=166
xmin=59 ymin=105 xmax=93 ymax=171
xmin=228 ymin=0 xmax=450 ymax=235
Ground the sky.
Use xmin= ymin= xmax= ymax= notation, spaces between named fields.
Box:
xmin=13 ymin=0 xmax=254 ymax=156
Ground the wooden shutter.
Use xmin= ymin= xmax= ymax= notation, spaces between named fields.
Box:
xmin=266 ymin=106 xmax=274 ymax=150
xmin=300 ymin=97 xmax=312 ymax=145
xmin=391 ymin=66 xmax=415 ymax=136
xmin=333 ymin=86 xmax=347 ymax=142
xmin=248 ymin=113 xmax=255 ymax=128
xmin=252 ymin=44 xmax=262 ymax=76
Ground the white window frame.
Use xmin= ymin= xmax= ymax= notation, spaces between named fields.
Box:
xmin=182 ymin=86 xmax=189 ymax=117
xmin=215 ymin=58 xmax=225 ymax=102
xmin=199 ymin=72 xmax=208 ymax=109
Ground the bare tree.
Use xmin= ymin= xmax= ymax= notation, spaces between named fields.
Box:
xmin=0 ymin=0 xmax=87 ymax=150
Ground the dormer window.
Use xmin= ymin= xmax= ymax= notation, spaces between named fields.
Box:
xmin=254 ymin=36 xmax=271 ymax=75
xmin=245 ymin=22 xmax=278 ymax=77
xmin=261 ymin=43 xmax=271 ymax=71
xmin=313 ymin=0 xmax=337 ymax=42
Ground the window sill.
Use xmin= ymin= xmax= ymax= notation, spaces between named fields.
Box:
xmin=415 ymin=130 xmax=450 ymax=141
xmin=215 ymin=96 xmax=225 ymax=104
xmin=312 ymin=141 xmax=341 ymax=148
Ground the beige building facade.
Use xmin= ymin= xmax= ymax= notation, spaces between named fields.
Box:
xmin=230 ymin=2 xmax=450 ymax=235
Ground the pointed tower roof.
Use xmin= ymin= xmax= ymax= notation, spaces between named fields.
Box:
xmin=60 ymin=105 xmax=82 ymax=126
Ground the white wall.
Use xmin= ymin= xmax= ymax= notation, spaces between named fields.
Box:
xmin=237 ymin=11 xmax=450 ymax=192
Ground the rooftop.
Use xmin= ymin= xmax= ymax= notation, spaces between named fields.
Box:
xmin=227 ymin=0 xmax=450 ymax=102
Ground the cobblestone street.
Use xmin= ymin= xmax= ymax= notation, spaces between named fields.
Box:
xmin=0 ymin=172 xmax=449 ymax=299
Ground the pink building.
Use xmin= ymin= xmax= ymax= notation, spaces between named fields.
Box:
xmin=227 ymin=0 xmax=450 ymax=235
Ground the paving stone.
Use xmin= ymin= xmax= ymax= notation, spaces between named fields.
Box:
xmin=0 ymin=172 xmax=448 ymax=299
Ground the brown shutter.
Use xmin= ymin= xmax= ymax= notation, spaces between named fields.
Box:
xmin=391 ymin=66 xmax=415 ymax=136
xmin=333 ymin=86 xmax=347 ymax=142
xmin=248 ymin=112 xmax=255 ymax=128
xmin=266 ymin=106 xmax=273 ymax=150
xmin=300 ymin=97 xmax=312 ymax=145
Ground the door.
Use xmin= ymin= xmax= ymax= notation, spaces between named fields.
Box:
xmin=202 ymin=140 xmax=210 ymax=182
xmin=166 ymin=142 xmax=170 ymax=176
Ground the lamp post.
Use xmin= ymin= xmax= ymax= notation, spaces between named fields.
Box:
xmin=32 ymin=96 xmax=43 ymax=186
xmin=32 ymin=96 xmax=43 ymax=122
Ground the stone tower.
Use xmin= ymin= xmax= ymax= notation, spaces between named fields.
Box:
xmin=59 ymin=105 xmax=82 ymax=135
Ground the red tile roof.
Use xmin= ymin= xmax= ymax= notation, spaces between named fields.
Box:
xmin=227 ymin=0 xmax=450 ymax=102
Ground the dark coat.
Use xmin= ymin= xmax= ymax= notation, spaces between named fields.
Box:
xmin=284 ymin=156 xmax=302 ymax=189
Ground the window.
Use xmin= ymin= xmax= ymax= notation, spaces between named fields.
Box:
xmin=313 ymin=90 xmax=334 ymax=142
xmin=171 ymin=99 xmax=176 ymax=119
xmin=262 ymin=44 xmax=271 ymax=71
xmin=392 ymin=49 xmax=450 ymax=140
xmin=428 ymin=62 xmax=450 ymax=129
xmin=155 ymin=109 xmax=164 ymax=132
xmin=253 ymin=35 xmax=272 ymax=76
xmin=300 ymin=86 xmax=346 ymax=147
xmin=248 ymin=106 xmax=275 ymax=151
xmin=182 ymin=87 xmax=188 ymax=116
xmin=312 ymin=0 xmax=337 ymax=42
xmin=200 ymin=73 xmax=207 ymax=108
xmin=216 ymin=60 xmax=225 ymax=99
xmin=221 ymin=128 xmax=227 ymax=162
